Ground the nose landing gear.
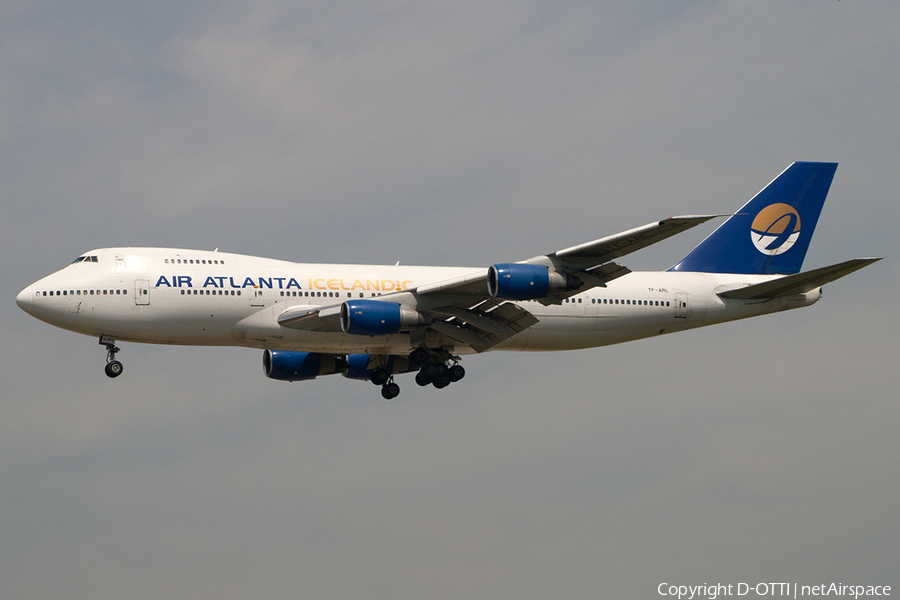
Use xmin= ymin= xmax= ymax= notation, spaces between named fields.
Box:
xmin=100 ymin=335 xmax=123 ymax=378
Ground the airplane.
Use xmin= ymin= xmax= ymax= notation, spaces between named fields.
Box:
xmin=16 ymin=162 xmax=880 ymax=399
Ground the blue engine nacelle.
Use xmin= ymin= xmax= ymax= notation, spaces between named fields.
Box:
xmin=343 ymin=353 xmax=413 ymax=380
xmin=487 ymin=263 xmax=579 ymax=300
xmin=262 ymin=350 xmax=344 ymax=381
xmin=340 ymin=299 xmax=430 ymax=336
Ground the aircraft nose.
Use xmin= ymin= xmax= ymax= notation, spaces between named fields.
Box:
xmin=16 ymin=285 xmax=33 ymax=314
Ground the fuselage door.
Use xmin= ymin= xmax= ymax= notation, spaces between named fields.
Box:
xmin=135 ymin=279 xmax=150 ymax=305
xmin=250 ymin=289 xmax=274 ymax=308
xmin=674 ymin=292 xmax=689 ymax=318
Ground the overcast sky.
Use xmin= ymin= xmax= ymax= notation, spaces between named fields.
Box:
xmin=3 ymin=1 xmax=899 ymax=598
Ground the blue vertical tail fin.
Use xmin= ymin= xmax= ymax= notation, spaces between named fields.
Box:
xmin=668 ymin=162 xmax=837 ymax=275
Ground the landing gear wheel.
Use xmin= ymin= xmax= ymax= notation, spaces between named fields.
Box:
xmin=381 ymin=382 xmax=400 ymax=399
xmin=371 ymin=368 xmax=390 ymax=386
xmin=100 ymin=336 xmax=123 ymax=379
xmin=448 ymin=364 xmax=465 ymax=382
xmin=432 ymin=375 xmax=451 ymax=389
xmin=415 ymin=371 xmax=432 ymax=386
xmin=409 ymin=348 xmax=430 ymax=367
xmin=105 ymin=360 xmax=123 ymax=378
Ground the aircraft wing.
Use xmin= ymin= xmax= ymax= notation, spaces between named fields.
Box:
xmin=717 ymin=258 xmax=882 ymax=300
xmin=278 ymin=215 xmax=719 ymax=350
xmin=278 ymin=304 xmax=342 ymax=330
xmin=413 ymin=215 xmax=719 ymax=300
xmin=538 ymin=215 xmax=720 ymax=270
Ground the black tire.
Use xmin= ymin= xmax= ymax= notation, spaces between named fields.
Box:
xmin=415 ymin=371 xmax=431 ymax=386
xmin=448 ymin=364 xmax=465 ymax=382
xmin=423 ymin=363 xmax=440 ymax=379
xmin=105 ymin=360 xmax=123 ymax=378
xmin=432 ymin=375 xmax=451 ymax=389
xmin=371 ymin=368 xmax=390 ymax=386
xmin=409 ymin=348 xmax=429 ymax=367
xmin=382 ymin=382 xmax=400 ymax=399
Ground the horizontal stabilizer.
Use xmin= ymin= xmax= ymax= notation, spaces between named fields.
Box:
xmin=717 ymin=258 xmax=881 ymax=300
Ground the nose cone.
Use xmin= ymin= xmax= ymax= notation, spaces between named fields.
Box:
xmin=16 ymin=285 xmax=33 ymax=314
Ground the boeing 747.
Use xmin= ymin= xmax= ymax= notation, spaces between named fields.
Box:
xmin=16 ymin=162 xmax=879 ymax=398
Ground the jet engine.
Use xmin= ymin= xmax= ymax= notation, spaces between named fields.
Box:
xmin=487 ymin=263 xmax=580 ymax=300
xmin=262 ymin=350 xmax=344 ymax=381
xmin=343 ymin=353 xmax=413 ymax=381
xmin=340 ymin=299 xmax=430 ymax=336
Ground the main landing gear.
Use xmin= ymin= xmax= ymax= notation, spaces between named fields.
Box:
xmin=381 ymin=380 xmax=400 ymax=400
xmin=367 ymin=349 xmax=466 ymax=399
xmin=410 ymin=348 xmax=465 ymax=390
xmin=100 ymin=335 xmax=123 ymax=378
xmin=370 ymin=367 xmax=400 ymax=399
xmin=414 ymin=361 xmax=465 ymax=389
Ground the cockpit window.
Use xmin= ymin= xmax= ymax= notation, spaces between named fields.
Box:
xmin=70 ymin=256 xmax=99 ymax=264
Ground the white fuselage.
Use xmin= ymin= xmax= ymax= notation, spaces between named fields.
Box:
xmin=17 ymin=248 xmax=820 ymax=355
